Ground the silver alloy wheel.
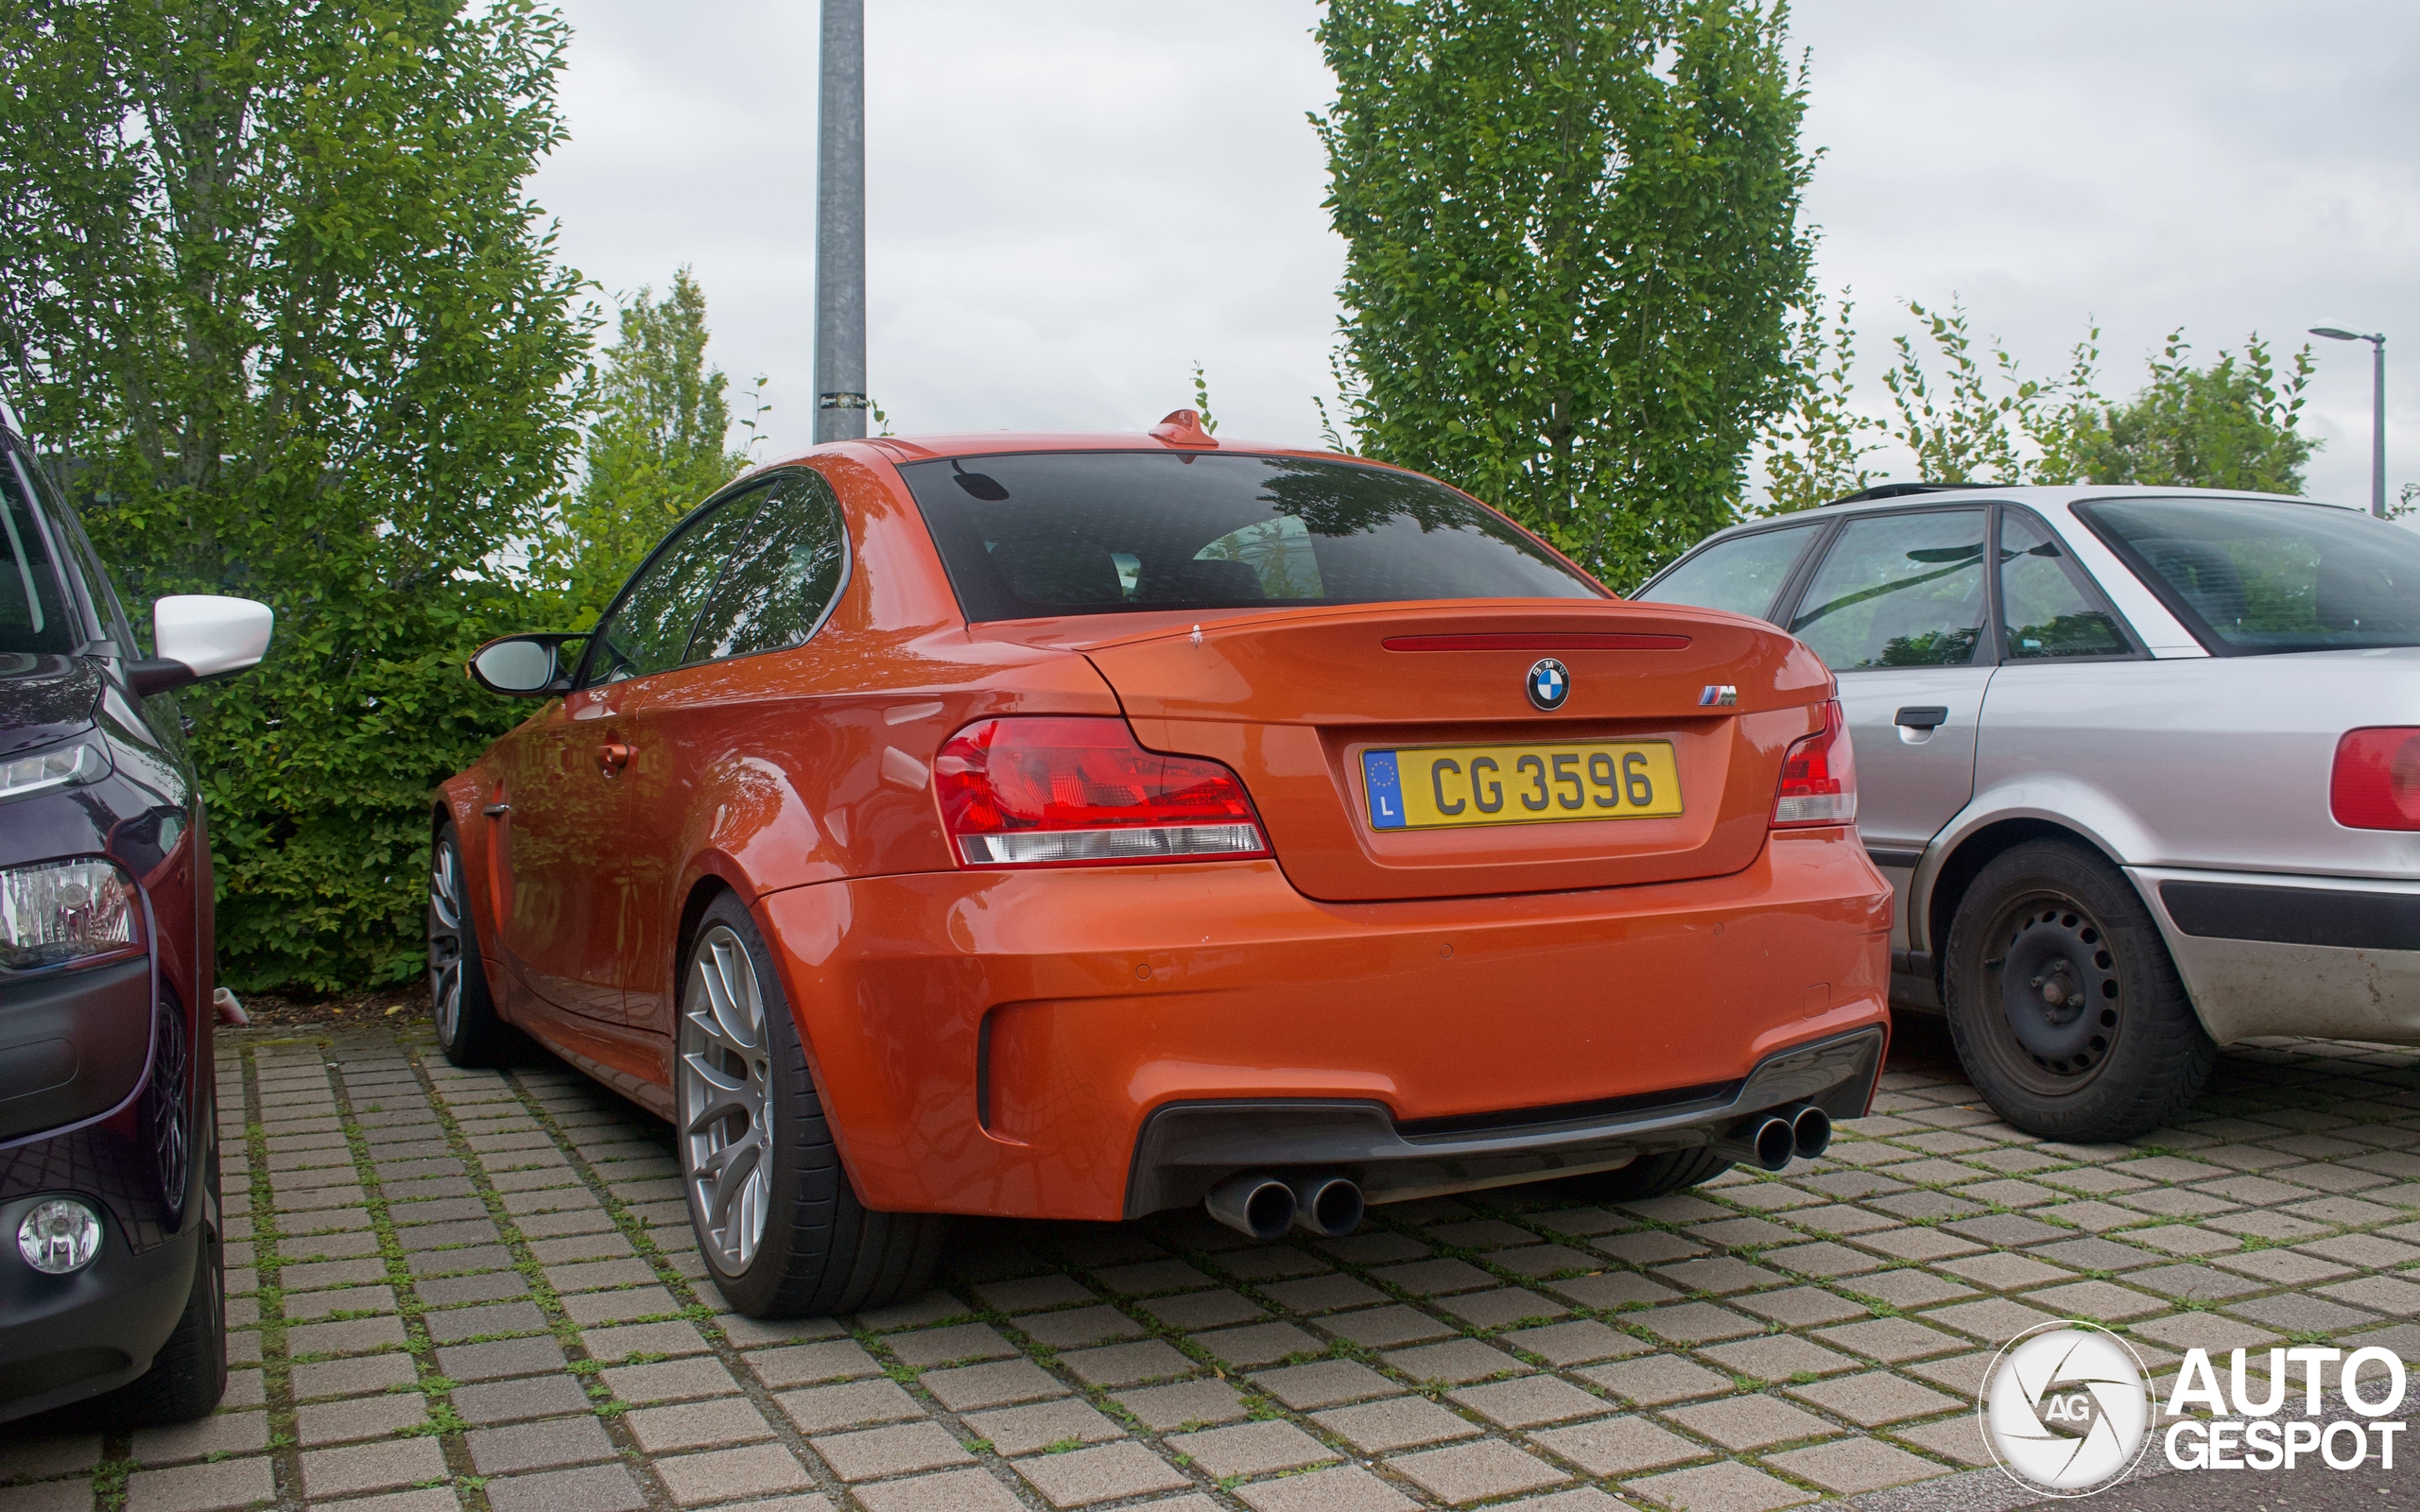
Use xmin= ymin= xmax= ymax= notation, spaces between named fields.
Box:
xmin=680 ymin=924 xmax=775 ymax=1273
xmin=428 ymin=840 xmax=465 ymax=1044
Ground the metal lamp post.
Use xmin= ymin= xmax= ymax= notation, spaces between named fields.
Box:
xmin=815 ymin=0 xmax=867 ymax=443
xmin=2309 ymin=326 xmax=2385 ymax=516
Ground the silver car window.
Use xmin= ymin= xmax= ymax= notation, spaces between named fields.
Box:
xmin=2076 ymin=495 xmax=2420 ymax=655
xmin=1999 ymin=511 xmax=2130 ymax=660
xmin=1634 ymin=521 xmax=1821 ymax=623
xmin=1789 ymin=509 xmax=1988 ymax=670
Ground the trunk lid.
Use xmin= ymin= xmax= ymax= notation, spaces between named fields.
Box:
xmin=1059 ymin=600 xmax=1833 ymax=902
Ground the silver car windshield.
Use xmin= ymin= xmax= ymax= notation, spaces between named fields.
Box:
xmin=2077 ymin=496 xmax=2420 ymax=655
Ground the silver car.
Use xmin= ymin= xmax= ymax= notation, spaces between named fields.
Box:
xmin=1636 ymin=484 xmax=2420 ymax=1143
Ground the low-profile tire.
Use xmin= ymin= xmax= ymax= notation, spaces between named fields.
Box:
xmin=429 ymin=820 xmax=515 ymax=1069
xmin=677 ymin=892 xmax=947 ymax=1318
xmin=1943 ymin=839 xmax=2217 ymax=1143
xmin=1549 ymin=1146 xmax=1734 ymax=1203
xmin=86 ymin=1105 xmax=225 ymax=1425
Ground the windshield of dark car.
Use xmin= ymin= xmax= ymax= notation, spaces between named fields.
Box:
xmin=900 ymin=451 xmax=1602 ymax=621
xmin=2076 ymin=496 xmax=2420 ymax=654
xmin=1 ymin=452 xmax=79 ymax=656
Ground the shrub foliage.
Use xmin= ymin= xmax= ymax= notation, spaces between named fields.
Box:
xmin=0 ymin=0 xmax=592 ymax=990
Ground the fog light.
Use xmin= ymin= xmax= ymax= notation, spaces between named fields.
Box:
xmin=18 ymin=1198 xmax=103 ymax=1274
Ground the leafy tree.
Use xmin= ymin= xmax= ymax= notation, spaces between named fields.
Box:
xmin=2067 ymin=334 xmax=2316 ymax=493
xmin=0 ymin=0 xmax=591 ymax=991
xmin=1315 ymin=0 xmax=1816 ymax=585
xmin=1759 ymin=290 xmax=1881 ymax=512
xmin=1759 ymin=298 xmax=2319 ymax=503
xmin=537 ymin=269 xmax=750 ymax=627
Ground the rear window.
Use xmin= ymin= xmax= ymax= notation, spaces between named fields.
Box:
xmin=899 ymin=451 xmax=1600 ymax=622
xmin=2076 ymin=496 xmax=2420 ymax=655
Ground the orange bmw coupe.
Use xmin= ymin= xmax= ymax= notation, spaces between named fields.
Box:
xmin=435 ymin=414 xmax=1892 ymax=1317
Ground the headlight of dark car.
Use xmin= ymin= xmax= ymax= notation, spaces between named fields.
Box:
xmin=0 ymin=856 xmax=142 ymax=971
xmin=0 ymin=730 xmax=111 ymax=802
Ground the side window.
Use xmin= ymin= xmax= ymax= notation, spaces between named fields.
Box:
xmin=1999 ymin=512 xmax=2130 ymax=660
xmin=1788 ymin=509 xmax=1988 ymax=671
xmin=688 ymin=472 xmax=850 ymax=662
xmin=585 ymin=486 xmax=769 ymax=684
xmin=1635 ymin=522 xmax=1822 ymax=623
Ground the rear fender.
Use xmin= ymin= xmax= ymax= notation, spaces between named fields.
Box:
xmin=1914 ymin=778 xmax=2162 ymax=959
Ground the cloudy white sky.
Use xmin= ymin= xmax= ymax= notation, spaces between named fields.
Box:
xmin=529 ymin=0 xmax=2420 ymax=509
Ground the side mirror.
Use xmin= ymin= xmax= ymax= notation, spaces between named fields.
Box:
xmin=466 ymin=634 xmax=587 ymax=697
xmin=129 ymin=594 xmax=276 ymax=698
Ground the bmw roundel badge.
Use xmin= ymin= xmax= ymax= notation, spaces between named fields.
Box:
xmin=1526 ymin=658 xmax=1570 ymax=711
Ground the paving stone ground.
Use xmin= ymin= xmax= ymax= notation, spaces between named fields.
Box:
xmin=7 ymin=1020 xmax=2419 ymax=1512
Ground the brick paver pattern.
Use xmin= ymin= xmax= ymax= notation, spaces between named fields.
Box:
xmin=6 ymin=1024 xmax=2419 ymax=1512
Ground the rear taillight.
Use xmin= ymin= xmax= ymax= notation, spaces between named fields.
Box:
xmin=2332 ymin=727 xmax=2420 ymax=831
xmin=1772 ymin=699 xmax=1858 ymax=829
xmin=935 ymin=717 xmax=1271 ymax=868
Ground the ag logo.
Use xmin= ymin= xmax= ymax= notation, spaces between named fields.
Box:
xmin=1981 ymin=1322 xmax=2152 ymax=1496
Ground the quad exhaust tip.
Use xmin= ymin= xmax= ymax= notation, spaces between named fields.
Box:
xmin=1205 ymin=1173 xmax=1296 ymax=1242
xmin=1714 ymin=1103 xmax=1833 ymax=1173
xmin=1289 ymin=1175 xmax=1364 ymax=1239
xmin=1205 ymin=1173 xmax=1364 ymax=1242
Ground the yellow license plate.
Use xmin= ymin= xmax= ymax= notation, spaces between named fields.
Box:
xmin=1361 ymin=741 xmax=1683 ymax=831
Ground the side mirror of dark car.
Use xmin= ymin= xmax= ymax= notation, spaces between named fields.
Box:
xmin=466 ymin=634 xmax=588 ymax=697
xmin=128 ymin=594 xmax=277 ymax=697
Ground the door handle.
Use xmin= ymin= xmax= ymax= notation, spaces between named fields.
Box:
xmin=482 ymin=803 xmax=510 ymax=817
xmin=1894 ymin=706 xmax=1950 ymax=730
xmin=597 ymin=741 xmax=633 ymax=777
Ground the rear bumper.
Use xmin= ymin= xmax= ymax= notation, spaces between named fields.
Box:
xmin=755 ymin=827 xmax=1891 ymax=1222
xmin=2137 ymin=866 xmax=2420 ymax=1045
xmin=1124 ymin=1024 xmax=1884 ymax=1216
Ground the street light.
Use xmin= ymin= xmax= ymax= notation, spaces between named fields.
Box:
xmin=2309 ymin=326 xmax=2385 ymax=517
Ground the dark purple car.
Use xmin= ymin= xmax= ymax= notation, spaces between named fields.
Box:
xmin=0 ymin=395 xmax=271 ymax=1424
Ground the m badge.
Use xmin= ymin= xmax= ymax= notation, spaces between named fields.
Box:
xmin=1700 ymin=685 xmax=1737 ymax=707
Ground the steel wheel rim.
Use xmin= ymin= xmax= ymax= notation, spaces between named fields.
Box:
xmin=428 ymin=841 xmax=464 ymax=1044
xmin=679 ymin=925 xmax=774 ymax=1273
xmin=1979 ymin=888 xmax=2123 ymax=1094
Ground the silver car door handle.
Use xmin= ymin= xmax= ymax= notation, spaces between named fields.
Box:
xmin=483 ymin=803 xmax=510 ymax=816
xmin=1894 ymin=706 xmax=1950 ymax=730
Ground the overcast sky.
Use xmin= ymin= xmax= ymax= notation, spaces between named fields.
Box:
xmin=528 ymin=0 xmax=2420 ymax=509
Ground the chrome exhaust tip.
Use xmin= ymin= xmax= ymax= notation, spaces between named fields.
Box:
xmin=1713 ymin=1113 xmax=1797 ymax=1173
xmin=1288 ymin=1176 xmax=1364 ymax=1238
xmin=1791 ymin=1104 xmax=1832 ymax=1160
xmin=1205 ymin=1173 xmax=1296 ymax=1242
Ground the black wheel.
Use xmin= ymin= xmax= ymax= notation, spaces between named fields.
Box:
xmin=1943 ymin=839 xmax=2216 ymax=1143
xmin=1549 ymin=1146 xmax=1734 ymax=1204
xmin=429 ymin=820 xmax=514 ymax=1068
xmin=677 ymin=892 xmax=947 ymax=1317
xmin=87 ymin=1095 xmax=225 ymax=1425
